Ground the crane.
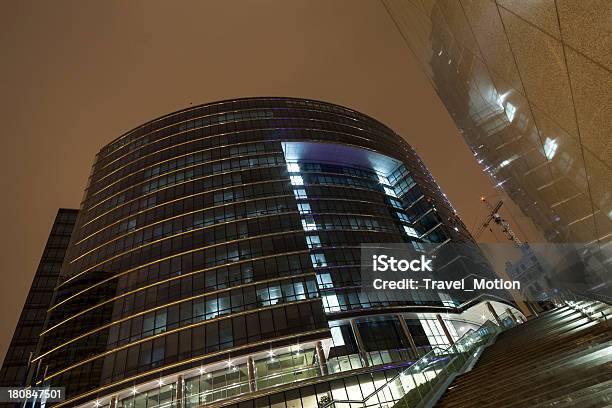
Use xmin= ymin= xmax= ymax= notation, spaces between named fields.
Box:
xmin=475 ymin=196 xmax=524 ymax=248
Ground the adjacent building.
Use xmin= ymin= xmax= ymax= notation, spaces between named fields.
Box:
xmin=0 ymin=209 xmax=78 ymax=389
xmin=381 ymin=0 xmax=611 ymax=246
xmin=7 ymin=98 xmax=519 ymax=408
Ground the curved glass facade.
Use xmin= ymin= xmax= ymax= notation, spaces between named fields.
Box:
xmin=33 ymin=97 xmax=506 ymax=407
xmin=381 ymin=0 xmax=611 ymax=246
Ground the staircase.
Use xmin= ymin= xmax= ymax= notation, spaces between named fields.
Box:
xmin=435 ymin=304 xmax=612 ymax=407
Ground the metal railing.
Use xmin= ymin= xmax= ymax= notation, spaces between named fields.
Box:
xmin=323 ymin=312 xmax=519 ymax=408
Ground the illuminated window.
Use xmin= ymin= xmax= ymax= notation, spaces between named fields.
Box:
xmin=306 ymin=235 xmax=321 ymax=248
xmin=377 ymin=174 xmax=390 ymax=185
xmin=383 ymin=186 xmax=397 ymax=198
xmin=310 ymin=253 xmax=327 ymax=268
xmin=298 ymin=203 xmax=311 ymax=214
xmin=286 ymin=163 xmax=300 ymax=173
xmin=389 ymin=198 xmax=403 ymax=209
xmin=403 ymin=226 xmax=419 ymax=238
xmin=290 ymin=175 xmax=304 ymax=185
xmin=293 ymin=189 xmax=307 ymax=199
xmin=317 ymin=273 xmax=333 ymax=288
xmin=412 ymin=241 xmax=426 ymax=252
xmin=330 ymin=326 xmax=345 ymax=346
xmin=323 ymin=294 xmax=340 ymax=312
xmin=396 ymin=212 xmax=410 ymax=223
xmin=302 ymin=217 xmax=317 ymax=231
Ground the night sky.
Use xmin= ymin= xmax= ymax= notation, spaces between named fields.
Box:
xmin=0 ymin=1 xmax=542 ymax=363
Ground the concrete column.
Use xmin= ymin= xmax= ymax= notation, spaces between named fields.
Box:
xmin=175 ymin=375 xmax=184 ymax=408
xmin=397 ymin=315 xmax=420 ymax=358
xmin=436 ymin=314 xmax=454 ymax=345
xmin=349 ymin=319 xmax=370 ymax=367
xmin=247 ymin=356 xmax=257 ymax=392
xmin=315 ymin=341 xmax=329 ymax=376
xmin=109 ymin=396 xmax=118 ymax=408
xmin=506 ymin=308 xmax=519 ymax=324
xmin=486 ymin=302 xmax=503 ymax=326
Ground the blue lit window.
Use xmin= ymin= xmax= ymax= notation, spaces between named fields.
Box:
xmin=302 ymin=217 xmax=317 ymax=231
xmin=298 ymin=203 xmax=312 ymax=214
xmin=377 ymin=174 xmax=390 ymax=185
xmin=403 ymin=226 xmax=419 ymax=238
xmin=389 ymin=198 xmax=403 ymax=209
xmin=396 ymin=212 xmax=410 ymax=223
xmin=290 ymin=175 xmax=304 ymax=185
xmin=316 ymin=273 xmax=333 ymax=288
xmin=330 ymin=326 xmax=345 ymax=346
xmin=383 ymin=186 xmax=397 ymax=197
xmin=306 ymin=235 xmax=321 ymax=248
xmin=293 ymin=189 xmax=307 ymax=199
xmin=286 ymin=163 xmax=300 ymax=173
xmin=412 ymin=241 xmax=426 ymax=252
xmin=310 ymin=253 xmax=327 ymax=268
xmin=323 ymin=294 xmax=340 ymax=312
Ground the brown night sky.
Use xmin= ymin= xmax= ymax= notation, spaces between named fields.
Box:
xmin=0 ymin=1 xmax=542 ymax=363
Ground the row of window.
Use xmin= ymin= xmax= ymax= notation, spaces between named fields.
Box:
xmin=46 ymin=300 xmax=327 ymax=396
xmin=49 ymin=251 xmax=314 ymax=332
xmin=55 ymin=228 xmax=308 ymax=316
xmin=43 ymin=277 xmax=319 ymax=369
xmin=71 ymin=169 xmax=292 ymax=270
xmin=81 ymin=173 xmax=401 ymax=263
xmin=92 ymin=124 xmax=404 ymax=192
xmin=97 ymin=103 xmax=395 ymax=173
xmin=66 ymin=182 xmax=406 ymax=301
xmin=77 ymin=198 xmax=296 ymax=266
xmin=71 ymin=213 xmax=304 ymax=283
xmin=76 ymin=179 xmax=293 ymax=251
xmin=90 ymin=140 xmax=281 ymax=205
xmin=84 ymin=165 xmax=288 ymax=230
xmin=88 ymin=160 xmax=284 ymax=218
xmin=53 ymin=226 xmax=405 ymax=336
xmin=92 ymin=133 xmax=284 ymax=196
xmin=99 ymin=98 xmax=389 ymax=159
xmin=76 ymin=203 xmax=297 ymax=271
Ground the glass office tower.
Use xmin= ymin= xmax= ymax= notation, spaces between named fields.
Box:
xmin=381 ymin=1 xmax=611 ymax=246
xmin=28 ymin=98 xmax=514 ymax=408
xmin=0 ymin=209 xmax=78 ymax=389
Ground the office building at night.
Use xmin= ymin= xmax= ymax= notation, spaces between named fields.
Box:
xmin=0 ymin=209 xmax=78 ymax=389
xmin=11 ymin=98 xmax=522 ymax=408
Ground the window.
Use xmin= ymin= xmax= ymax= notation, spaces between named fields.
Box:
xmin=286 ymin=163 xmax=300 ymax=173
xmin=290 ymin=175 xmax=304 ymax=186
xmin=302 ymin=217 xmax=317 ymax=231
xmin=403 ymin=226 xmax=419 ymax=238
xmin=383 ymin=186 xmax=397 ymax=197
xmin=330 ymin=326 xmax=345 ymax=346
xmin=293 ymin=189 xmax=307 ymax=199
xmin=316 ymin=273 xmax=333 ymax=288
xmin=323 ymin=294 xmax=340 ymax=312
xmin=310 ymin=253 xmax=327 ymax=268
xmin=389 ymin=198 xmax=403 ymax=209
xmin=306 ymin=235 xmax=321 ymax=248
xmin=396 ymin=212 xmax=410 ymax=223
xmin=298 ymin=203 xmax=311 ymax=214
